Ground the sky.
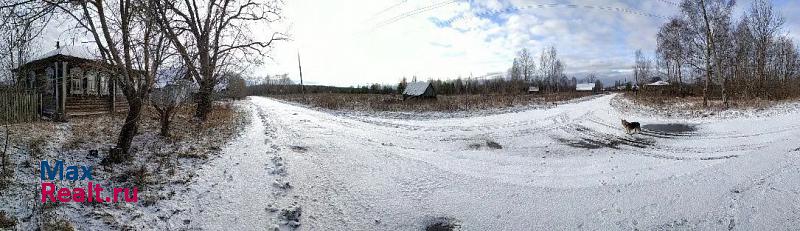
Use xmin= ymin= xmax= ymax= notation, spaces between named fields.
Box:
xmin=256 ymin=0 xmax=800 ymax=87
xmin=34 ymin=0 xmax=800 ymax=87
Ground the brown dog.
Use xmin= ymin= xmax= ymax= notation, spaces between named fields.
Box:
xmin=621 ymin=119 xmax=641 ymax=134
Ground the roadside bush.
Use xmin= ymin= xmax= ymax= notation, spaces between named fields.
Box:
xmin=0 ymin=210 xmax=15 ymax=229
xmin=41 ymin=219 xmax=74 ymax=231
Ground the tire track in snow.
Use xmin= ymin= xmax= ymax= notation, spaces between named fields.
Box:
xmin=247 ymin=95 xmax=800 ymax=230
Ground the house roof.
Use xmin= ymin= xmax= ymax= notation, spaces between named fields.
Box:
xmin=528 ymin=86 xmax=540 ymax=92
xmin=646 ymin=80 xmax=670 ymax=86
xmin=32 ymin=46 xmax=96 ymax=62
xmin=13 ymin=45 xmax=108 ymax=73
xmin=18 ymin=46 xmax=97 ymax=69
xmin=403 ymin=81 xmax=431 ymax=96
xmin=576 ymin=83 xmax=596 ymax=91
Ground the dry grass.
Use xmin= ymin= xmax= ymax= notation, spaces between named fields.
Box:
xmin=0 ymin=101 xmax=248 ymax=224
xmin=626 ymin=93 xmax=792 ymax=111
xmin=56 ymin=102 xmax=243 ymax=152
xmin=272 ymin=92 xmax=593 ymax=112
xmin=41 ymin=219 xmax=75 ymax=231
xmin=0 ymin=210 xmax=15 ymax=229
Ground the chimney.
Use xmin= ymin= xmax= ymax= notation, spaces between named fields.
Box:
xmin=56 ymin=41 xmax=60 ymax=49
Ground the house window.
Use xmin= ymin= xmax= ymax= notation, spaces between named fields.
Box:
xmin=27 ymin=71 xmax=36 ymax=89
xmin=45 ymin=67 xmax=54 ymax=94
xmin=99 ymin=72 xmax=109 ymax=95
xmin=86 ymin=70 xmax=97 ymax=95
xmin=70 ymin=67 xmax=83 ymax=94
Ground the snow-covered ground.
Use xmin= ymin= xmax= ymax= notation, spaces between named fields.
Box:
xmin=236 ymin=93 xmax=799 ymax=230
xmin=51 ymin=93 xmax=798 ymax=230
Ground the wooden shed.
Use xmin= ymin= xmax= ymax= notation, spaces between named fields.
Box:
xmin=402 ymin=81 xmax=436 ymax=100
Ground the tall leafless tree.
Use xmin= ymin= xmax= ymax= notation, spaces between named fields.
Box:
xmin=539 ymin=46 xmax=565 ymax=92
xmin=678 ymin=0 xmax=734 ymax=107
xmin=657 ymin=18 xmax=690 ymax=96
xmin=0 ymin=1 xmax=53 ymax=84
xmin=517 ymin=48 xmax=535 ymax=82
xmin=748 ymin=0 xmax=784 ymax=99
xmin=49 ymin=0 xmax=171 ymax=160
xmin=150 ymin=0 xmax=286 ymax=121
xmin=634 ymin=49 xmax=652 ymax=87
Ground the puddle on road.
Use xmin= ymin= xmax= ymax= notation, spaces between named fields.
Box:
xmin=423 ymin=216 xmax=461 ymax=231
xmin=642 ymin=123 xmax=697 ymax=133
xmin=468 ymin=140 xmax=503 ymax=150
xmin=289 ymin=145 xmax=309 ymax=153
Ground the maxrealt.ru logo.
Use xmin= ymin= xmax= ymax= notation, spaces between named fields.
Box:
xmin=40 ymin=160 xmax=138 ymax=203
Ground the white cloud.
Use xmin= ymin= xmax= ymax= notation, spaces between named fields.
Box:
xmin=28 ymin=0 xmax=799 ymax=87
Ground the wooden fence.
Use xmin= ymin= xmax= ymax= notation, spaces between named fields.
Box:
xmin=0 ymin=88 xmax=40 ymax=124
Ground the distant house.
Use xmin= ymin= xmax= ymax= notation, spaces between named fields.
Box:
xmin=646 ymin=80 xmax=670 ymax=86
xmin=12 ymin=42 xmax=128 ymax=118
xmin=402 ymin=81 xmax=436 ymax=100
xmin=576 ymin=83 xmax=596 ymax=92
xmin=527 ymin=86 xmax=540 ymax=94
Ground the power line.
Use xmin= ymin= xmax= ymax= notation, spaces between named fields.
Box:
xmin=370 ymin=0 xmax=459 ymax=31
xmin=370 ymin=0 xmax=409 ymax=19
xmin=655 ymin=0 xmax=681 ymax=7
xmin=370 ymin=1 xmax=673 ymax=32
xmin=438 ymin=2 xmax=672 ymax=26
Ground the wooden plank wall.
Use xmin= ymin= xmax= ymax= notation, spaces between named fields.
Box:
xmin=0 ymin=88 xmax=40 ymax=124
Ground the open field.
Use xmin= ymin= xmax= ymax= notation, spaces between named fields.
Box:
xmin=269 ymin=92 xmax=594 ymax=112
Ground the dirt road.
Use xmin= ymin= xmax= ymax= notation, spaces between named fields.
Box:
xmin=169 ymin=94 xmax=800 ymax=230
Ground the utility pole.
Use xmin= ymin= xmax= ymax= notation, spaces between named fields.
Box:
xmin=297 ymin=51 xmax=304 ymax=95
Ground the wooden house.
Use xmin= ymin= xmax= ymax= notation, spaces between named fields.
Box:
xmin=12 ymin=43 xmax=127 ymax=118
xmin=402 ymin=81 xmax=436 ymax=100
xmin=576 ymin=83 xmax=596 ymax=92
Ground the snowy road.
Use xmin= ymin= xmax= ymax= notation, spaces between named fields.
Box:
xmin=185 ymin=94 xmax=800 ymax=230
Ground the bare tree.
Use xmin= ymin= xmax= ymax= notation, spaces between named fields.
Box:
xmin=651 ymin=0 xmax=799 ymax=101
xmin=679 ymin=0 xmax=734 ymax=107
xmin=772 ymin=36 xmax=799 ymax=97
xmin=517 ymin=48 xmax=535 ymax=81
xmin=1 ymin=124 xmax=8 ymax=179
xmin=224 ymin=72 xmax=247 ymax=100
xmin=585 ymin=72 xmax=598 ymax=84
xmin=732 ymin=16 xmax=755 ymax=98
xmin=748 ymin=0 xmax=784 ymax=99
xmin=508 ymin=58 xmax=521 ymax=80
xmin=0 ymin=1 xmax=53 ymax=84
xmin=657 ymin=18 xmax=690 ymax=96
xmin=634 ymin=49 xmax=652 ymax=87
xmin=150 ymin=0 xmax=286 ymax=121
xmin=49 ymin=0 xmax=171 ymax=160
xmin=539 ymin=46 xmax=565 ymax=92
xmin=397 ymin=76 xmax=407 ymax=94
xmin=150 ymin=79 xmax=190 ymax=137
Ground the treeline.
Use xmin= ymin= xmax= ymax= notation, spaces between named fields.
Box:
xmin=397 ymin=45 xmax=596 ymax=95
xmin=249 ymin=75 xmax=587 ymax=96
xmin=647 ymin=0 xmax=800 ymax=105
xmin=402 ymin=76 xmax=594 ymax=95
xmin=507 ymin=46 xmax=582 ymax=92
xmin=247 ymin=83 xmax=394 ymax=95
